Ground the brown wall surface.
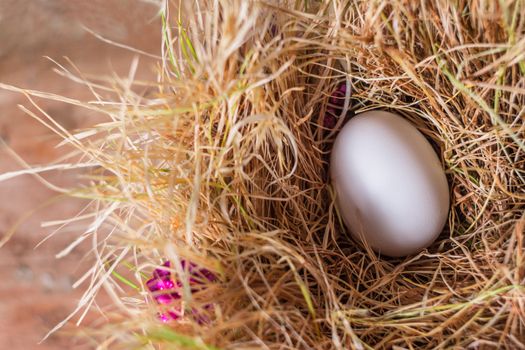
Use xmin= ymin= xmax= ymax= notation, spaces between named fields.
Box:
xmin=0 ymin=1 xmax=161 ymax=348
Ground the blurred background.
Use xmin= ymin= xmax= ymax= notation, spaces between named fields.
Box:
xmin=0 ymin=1 xmax=160 ymax=348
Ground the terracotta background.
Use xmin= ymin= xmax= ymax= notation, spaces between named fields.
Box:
xmin=0 ymin=1 xmax=160 ymax=348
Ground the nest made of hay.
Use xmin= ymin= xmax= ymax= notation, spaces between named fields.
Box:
xmin=4 ymin=0 xmax=524 ymax=349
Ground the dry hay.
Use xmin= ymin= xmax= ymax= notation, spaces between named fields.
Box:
xmin=2 ymin=0 xmax=525 ymax=349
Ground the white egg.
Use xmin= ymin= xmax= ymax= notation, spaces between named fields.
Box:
xmin=330 ymin=110 xmax=449 ymax=257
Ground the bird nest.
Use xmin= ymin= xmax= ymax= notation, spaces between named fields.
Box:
xmin=4 ymin=0 xmax=525 ymax=349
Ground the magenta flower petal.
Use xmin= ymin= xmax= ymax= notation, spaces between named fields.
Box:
xmin=329 ymin=82 xmax=348 ymax=107
xmin=180 ymin=259 xmax=217 ymax=283
xmin=199 ymin=268 xmax=217 ymax=282
xmin=151 ymin=261 xmax=171 ymax=279
xmin=146 ymin=277 xmax=181 ymax=304
xmin=324 ymin=110 xmax=337 ymax=129
xmin=168 ymin=310 xmax=181 ymax=320
xmin=189 ymin=269 xmax=217 ymax=284
xmin=148 ymin=260 xmax=217 ymax=324
xmin=156 ymin=292 xmax=179 ymax=305
xmin=192 ymin=308 xmax=209 ymax=325
xmin=330 ymin=91 xmax=345 ymax=105
xmin=146 ymin=276 xmax=172 ymax=292
xmin=147 ymin=262 xmax=182 ymax=304
xmin=324 ymin=82 xmax=350 ymax=129
xmin=158 ymin=310 xmax=181 ymax=323
xmin=158 ymin=313 xmax=172 ymax=323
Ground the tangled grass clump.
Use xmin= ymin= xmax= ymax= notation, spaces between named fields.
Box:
xmin=2 ymin=0 xmax=525 ymax=348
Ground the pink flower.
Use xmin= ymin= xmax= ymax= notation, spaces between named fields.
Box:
xmin=146 ymin=261 xmax=182 ymax=305
xmin=146 ymin=260 xmax=216 ymax=323
xmin=330 ymin=82 xmax=348 ymax=107
xmin=324 ymin=82 xmax=349 ymax=129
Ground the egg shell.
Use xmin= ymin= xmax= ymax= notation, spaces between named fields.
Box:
xmin=330 ymin=110 xmax=449 ymax=257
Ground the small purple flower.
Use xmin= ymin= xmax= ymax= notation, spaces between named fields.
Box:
xmin=146 ymin=261 xmax=182 ymax=305
xmin=158 ymin=310 xmax=182 ymax=323
xmin=324 ymin=82 xmax=350 ymax=129
xmin=330 ymin=82 xmax=347 ymax=107
xmin=146 ymin=260 xmax=216 ymax=323
xmin=181 ymin=260 xmax=217 ymax=284
xmin=324 ymin=110 xmax=337 ymax=129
